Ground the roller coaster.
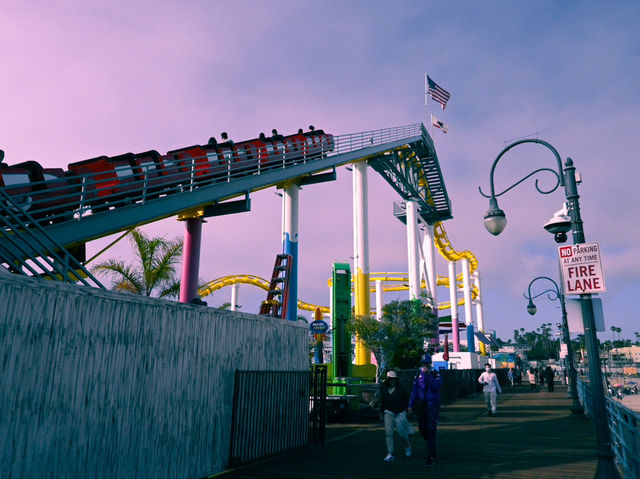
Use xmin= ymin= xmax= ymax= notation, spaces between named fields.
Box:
xmin=0 ymin=122 xmax=479 ymax=342
xmin=198 ymin=219 xmax=479 ymax=313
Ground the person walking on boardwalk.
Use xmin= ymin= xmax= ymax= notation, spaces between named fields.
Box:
xmin=478 ymin=363 xmax=502 ymax=416
xmin=408 ymin=353 xmax=441 ymax=467
xmin=544 ymin=365 xmax=555 ymax=392
xmin=508 ymin=367 xmax=515 ymax=387
xmin=515 ymin=366 xmax=523 ymax=386
xmin=380 ymin=370 xmax=412 ymax=463
xmin=528 ymin=367 xmax=537 ymax=391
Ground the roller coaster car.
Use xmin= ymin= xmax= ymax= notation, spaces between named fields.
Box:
xmin=0 ymin=127 xmax=335 ymax=224
xmin=0 ymin=161 xmax=76 ymax=223
xmin=0 ymin=164 xmax=35 ymax=214
xmin=166 ymin=144 xmax=219 ymax=185
xmin=131 ymin=150 xmax=184 ymax=196
xmin=256 ymin=133 xmax=285 ymax=171
xmin=67 ymin=154 xmax=141 ymax=210
xmin=303 ymin=128 xmax=329 ymax=158
xmin=284 ymin=130 xmax=309 ymax=164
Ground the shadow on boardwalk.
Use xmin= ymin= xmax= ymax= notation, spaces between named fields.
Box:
xmin=214 ymin=385 xmax=599 ymax=479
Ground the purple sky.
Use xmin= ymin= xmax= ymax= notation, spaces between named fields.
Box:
xmin=3 ymin=1 xmax=639 ymax=342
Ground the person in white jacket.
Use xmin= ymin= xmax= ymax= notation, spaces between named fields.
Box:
xmin=478 ymin=363 xmax=502 ymax=416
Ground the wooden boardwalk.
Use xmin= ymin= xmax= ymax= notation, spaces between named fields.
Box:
xmin=214 ymin=385 xmax=607 ymax=479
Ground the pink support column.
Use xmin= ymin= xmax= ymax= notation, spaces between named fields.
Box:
xmin=179 ymin=217 xmax=203 ymax=303
xmin=448 ymin=260 xmax=461 ymax=352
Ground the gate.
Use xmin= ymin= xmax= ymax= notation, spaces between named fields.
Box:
xmin=228 ymin=367 xmax=326 ymax=467
xmin=310 ymin=365 xmax=327 ymax=444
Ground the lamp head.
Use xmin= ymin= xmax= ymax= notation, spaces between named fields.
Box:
xmin=526 ymin=300 xmax=537 ymax=316
xmin=484 ymin=197 xmax=507 ymax=236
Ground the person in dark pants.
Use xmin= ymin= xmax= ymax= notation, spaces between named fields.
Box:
xmin=408 ymin=354 xmax=442 ymax=467
xmin=544 ymin=365 xmax=555 ymax=392
xmin=380 ymin=370 xmax=412 ymax=462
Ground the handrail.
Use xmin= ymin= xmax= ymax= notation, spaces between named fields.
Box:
xmin=576 ymin=377 xmax=640 ymax=477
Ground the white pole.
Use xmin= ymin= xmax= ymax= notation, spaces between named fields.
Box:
xmin=352 ymin=161 xmax=371 ymax=365
xmin=406 ymin=200 xmax=421 ymax=300
xmin=422 ymin=223 xmax=437 ymax=308
xmin=376 ymin=279 xmax=383 ymax=320
xmin=474 ymin=271 xmax=486 ymax=355
xmin=230 ymin=283 xmax=239 ymax=311
xmin=282 ymin=184 xmax=300 ymax=321
xmin=449 ymin=260 xmax=460 ymax=352
xmin=462 ymin=258 xmax=475 ymax=353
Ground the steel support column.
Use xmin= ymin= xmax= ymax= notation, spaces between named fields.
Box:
xmin=282 ymin=184 xmax=300 ymax=321
xmin=448 ymin=260 xmax=460 ymax=352
xmin=462 ymin=258 xmax=475 ymax=353
xmin=179 ymin=217 xmax=203 ymax=303
xmin=473 ymin=271 xmax=486 ymax=355
xmin=422 ymin=223 xmax=437 ymax=307
xmin=353 ymin=161 xmax=371 ymax=365
xmin=375 ymin=280 xmax=383 ymax=320
xmin=406 ymin=200 xmax=421 ymax=300
xmin=231 ymin=283 xmax=239 ymax=311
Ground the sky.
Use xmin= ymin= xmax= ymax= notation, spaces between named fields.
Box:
xmin=2 ymin=1 xmax=639 ymax=343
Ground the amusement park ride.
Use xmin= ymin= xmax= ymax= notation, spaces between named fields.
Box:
xmin=0 ymin=122 xmax=489 ymax=381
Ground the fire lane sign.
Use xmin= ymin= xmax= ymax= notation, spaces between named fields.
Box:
xmin=558 ymin=242 xmax=606 ymax=295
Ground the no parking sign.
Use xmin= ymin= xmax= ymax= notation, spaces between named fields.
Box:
xmin=558 ymin=242 xmax=606 ymax=295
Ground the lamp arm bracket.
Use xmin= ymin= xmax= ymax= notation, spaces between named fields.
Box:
xmin=479 ymin=168 xmax=561 ymax=199
xmin=523 ymin=288 xmax=559 ymax=301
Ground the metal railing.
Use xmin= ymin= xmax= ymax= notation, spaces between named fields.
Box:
xmin=577 ymin=377 xmax=640 ymax=478
xmin=0 ymin=189 xmax=104 ymax=286
xmin=332 ymin=123 xmax=422 ymax=155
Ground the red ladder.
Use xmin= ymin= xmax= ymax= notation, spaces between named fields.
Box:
xmin=259 ymin=254 xmax=292 ymax=318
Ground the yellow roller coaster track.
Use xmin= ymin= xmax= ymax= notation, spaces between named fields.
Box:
xmin=198 ymin=149 xmax=480 ymax=314
xmin=198 ymin=222 xmax=479 ymax=313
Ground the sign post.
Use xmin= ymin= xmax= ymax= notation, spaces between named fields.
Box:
xmin=558 ymin=242 xmax=606 ymax=295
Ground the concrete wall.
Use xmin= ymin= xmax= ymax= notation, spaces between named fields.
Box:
xmin=0 ymin=275 xmax=308 ymax=478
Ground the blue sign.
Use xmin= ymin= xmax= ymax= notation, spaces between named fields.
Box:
xmin=310 ymin=320 xmax=329 ymax=334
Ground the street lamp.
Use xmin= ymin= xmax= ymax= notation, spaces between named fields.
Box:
xmin=524 ymin=275 xmax=583 ymax=416
xmin=479 ymin=139 xmax=620 ymax=479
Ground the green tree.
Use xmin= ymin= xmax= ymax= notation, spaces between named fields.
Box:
xmin=347 ymin=299 xmax=437 ymax=380
xmin=512 ymin=323 xmax=560 ymax=360
xmin=92 ymin=228 xmax=183 ymax=298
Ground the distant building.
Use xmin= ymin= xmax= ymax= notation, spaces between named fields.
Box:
xmin=611 ymin=345 xmax=640 ymax=364
xmin=498 ymin=342 xmax=529 ymax=359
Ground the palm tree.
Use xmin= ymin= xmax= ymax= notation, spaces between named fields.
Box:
xmin=92 ymin=228 xmax=183 ymax=298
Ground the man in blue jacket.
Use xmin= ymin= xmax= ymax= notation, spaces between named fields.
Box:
xmin=408 ymin=353 xmax=442 ymax=466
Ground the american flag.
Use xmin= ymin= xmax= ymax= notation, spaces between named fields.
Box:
xmin=426 ymin=75 xmax=451 ymax=110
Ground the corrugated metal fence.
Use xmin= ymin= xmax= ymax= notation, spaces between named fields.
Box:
xmin=228 ymin=366 xmax=327 ymax=467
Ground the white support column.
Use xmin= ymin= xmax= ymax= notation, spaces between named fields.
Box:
xmin=473 ymin=270 xmax=486 ymax=355
xmin=375 ymin=280 xmax=383 ymax=320
xmin=461 ymin=258 xmax=475 ymax=353
xmin=230 ymin=283 xmax=239 ymax=311
xmin=422 ymin=223 xmax=437 ymax=307
xmin=449 ymin=260 xmax=460 ymax=352
xmin=282 ymin=183 xmax=300 ymax=321
xmin=406 ymin=200 xmax=421 ymax=300
xmin=352 ymin=161 xmax=371 ymax=365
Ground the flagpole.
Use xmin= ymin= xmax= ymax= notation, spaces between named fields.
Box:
xmin=424 ymin=73 xmax=430 ymax=130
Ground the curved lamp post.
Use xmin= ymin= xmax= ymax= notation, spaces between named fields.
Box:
xmin=525 ymin=275 xmax=583 ymax=416
xmin=479 ymin=139 xmax=620 ymax=479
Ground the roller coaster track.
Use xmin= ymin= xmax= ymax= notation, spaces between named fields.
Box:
xmin=2 ymin=122 xmax=464 ymax=304
xmin=196 ymin=125 xmax=478 ymax=314
xmin=198 ymin=222 xmax=479 ymax=313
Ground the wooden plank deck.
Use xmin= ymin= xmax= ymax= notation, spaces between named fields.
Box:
xmin=214 ymin=385 xmax=603 ymax=479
